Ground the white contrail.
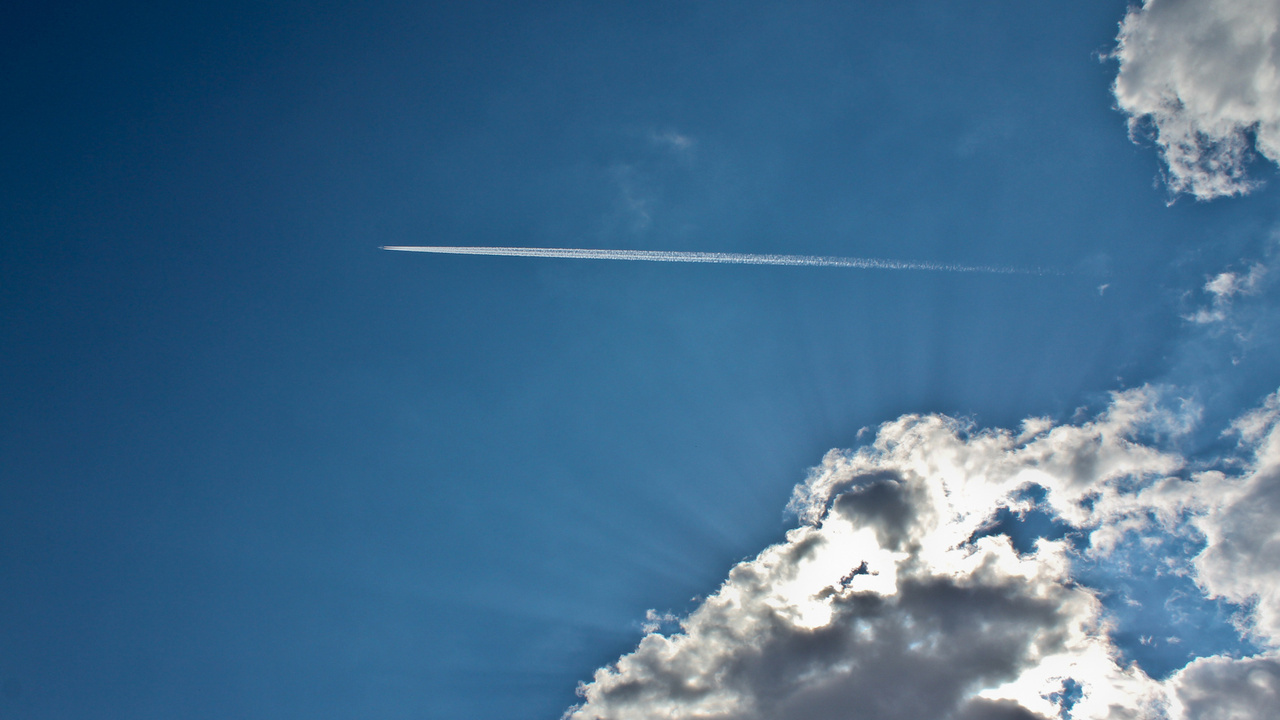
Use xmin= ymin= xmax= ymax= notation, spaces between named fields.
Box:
xmin=381 ymin=246 xmax=1047 ymax=275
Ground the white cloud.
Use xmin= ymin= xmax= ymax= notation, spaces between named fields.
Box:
xmin=1187 ymin=391 xmax=1280 ymax=644
xmin=564 ymin=387 xmax=1280 ymax=720
xmin=1186 ymin=265 xmax=1266 ymax=325
xmin=650 ymin=129 xmax=696 ymax=153
xmin=1112 ymin=0 xmax=1280 ymax=200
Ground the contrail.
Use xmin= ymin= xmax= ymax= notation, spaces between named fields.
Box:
xmin=381 ymin=246 xmax=1047 ymax=275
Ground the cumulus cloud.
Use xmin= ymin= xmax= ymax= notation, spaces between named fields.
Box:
xmin=1168 ymin=656 xmax=1280 ymax=719
xmin=1112 ymin=0 xmax=1280 ymax=200
xmin=565 ymin=387 xmax=1280 ymax=720
xmin=1188 ymin=392 xmax=1280 ymax=644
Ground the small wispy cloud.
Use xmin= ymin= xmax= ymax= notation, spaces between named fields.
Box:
xmin=639 ymin=609 xmax=680 ymax=635
xmin=649 ymin=129 xmax=696 ymax=153
xmin=1185 ymin=263 xmax=1266 ymax=325
xmin=609 ymin=164 xmax=654 ymax=233
xmin=602 ymin=128 xmax=697 ymax=236
xmin=1111 ymin=0 xmax=1280 ymax=200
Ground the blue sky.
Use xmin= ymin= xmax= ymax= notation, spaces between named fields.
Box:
xmin=3 ymin=1 xmax=1280 ymax=718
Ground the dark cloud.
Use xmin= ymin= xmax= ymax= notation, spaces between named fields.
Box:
xmin=1172 ymin=656 xmax=1280 ymax=719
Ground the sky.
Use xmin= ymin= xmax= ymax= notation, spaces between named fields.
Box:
xmin=3 ymin=1 xmax=1280 ymax=718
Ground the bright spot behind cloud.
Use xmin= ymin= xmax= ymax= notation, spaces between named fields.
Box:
xmin=1112 ymin=0 xmax=1280 ymax=200
xmin=565 ymin=387 xmax=1280 ymax=720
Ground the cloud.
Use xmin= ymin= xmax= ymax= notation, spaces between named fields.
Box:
xmin=1173 ymin=242 xmax=1280 ymax=372
xmin=565 ymin=387 xmax=1280 ymax=720
xmin=1188 ymin=391 xmax=1280 ymax=644
xmin=1168 ymin=656 xmax=1280 ymax=719
xmin=1185 ymin=265 xmax=1266 ymax=325
xmin=593 ymin=126 xmax=698 ymax=239
xmin=1111 ymin=0 xmax=1280 ymax=200
xmin=649 ymin=129 xmax=696 ymax=153
xmin=609 ymin=164 xmax=654 ymax=233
